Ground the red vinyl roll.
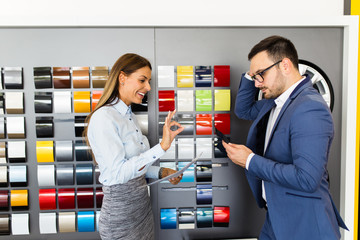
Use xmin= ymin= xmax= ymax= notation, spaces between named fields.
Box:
xmin=214 ymin=65 xmax=230 ymax=87
xmin=77 ymin=188 xmax=94 ymax=208
xmin=96 ymin=187 xmax=103 ymax=208
xmin=213 ymin=206 xmax=230 ymax=223
xmin=158 ymin=90 xmax=175 ymax=112
xmin=214 ymin=114 xmax=231 ymax=135
xmin=0 ymin=190 xmax=8 ymax=209
xmin=196 ymin=114 xmax=212 ymax=135
xmin=58 ymin=188 xmax=75 ymax=209
xmin=39 ymin=188 xmax=56 ymax=210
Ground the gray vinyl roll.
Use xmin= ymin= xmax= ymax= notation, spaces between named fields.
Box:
xmin=3 ymin=67 xmax=23 ymax=89
xmin=178 ymin=113 xmax=194 ymax=135
xmin=55 ymin=140 xmax=73 ymax=162
xmin=56 ymin=164 xmax=74 ymax=185
xmin=179 ymin=208 xmax=195 ymax=229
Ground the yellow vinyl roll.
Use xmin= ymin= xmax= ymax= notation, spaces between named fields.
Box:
xmin=36 ymin=141 xmax=54 ymax=162
xmin=214 ymin=89 xmax=231 ymax=111
xmin=177 ymin=66 xmax=194 ymax=87
xmin=74 ymin=91 xmax=91 ymax=113
xmin=10 ymin=189 xmax=28 ymax=207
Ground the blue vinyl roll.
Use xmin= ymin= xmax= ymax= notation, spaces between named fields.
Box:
xmin=77 ymin=211 xmax=95 ymax=232
xmin=160 ymin=209 xmax=177 ymax=229
xmin=196 ymin=184 xmax=212 ymax=205
xmin=195 ymin=66 xmax=212 ymax=87
xmin=76 ymin=164 xmax=93 ymax=185
xmin=196 ymin=208 xmax=213 ymax=228
xmin=178 ymin=162 xmax=194 ymax=182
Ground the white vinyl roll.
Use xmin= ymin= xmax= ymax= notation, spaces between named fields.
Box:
xmin=37 ymin=165 xmax=55 ymax=187
xmin=9 ymin=165 xmax=27 ymax=184
xmin=0 ymin=117 xmax=5 ymax=138
xmin=157 ymin=66 xmax=175 ymax=88
xmin=5 ymin=92 xmax=23 ymax=114
xmin=96 ymin=211 xmax=100 ymax=232
xmin=160 ymin=139 xmax=175 ymax=159
xmin=11 ymin=213 xmax=29 ymax=235
xmin=177 ymin=90 xmax=194 ymax=112
xmin=6 ymin=117 xmax=25 ymax=138
xmin=196 ymin=138 xmax=212 ymax=159
xmin=178 ymin=138 xmax=194 ymax=159
xmin=7 ymin=141 xmax=26 ymax=161
xmin=39 ymin=212 xmax=57 ymax=234
xmin=53 ymin=91 xmax=72 ymax=113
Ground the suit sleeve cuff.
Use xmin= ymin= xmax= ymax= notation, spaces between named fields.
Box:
xmin=246 ymin=153 xmax=255 ymax=170
xmin=244 ymin=72 xmax=253 ymax=81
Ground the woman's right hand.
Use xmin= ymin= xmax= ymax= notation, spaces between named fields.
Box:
xmin=160 ymin=110 xmax=184 ymax=151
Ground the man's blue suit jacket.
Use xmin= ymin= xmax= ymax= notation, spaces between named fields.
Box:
xmin=235 ymin=74 xmax=347 ymax=240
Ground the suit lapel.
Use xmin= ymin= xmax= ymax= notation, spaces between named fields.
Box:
xmin=266 ymin=77 xmax=312 ymax=150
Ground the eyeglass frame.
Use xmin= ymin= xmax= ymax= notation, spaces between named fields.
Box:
xmin=251 ymin=60 xmax=282 ymax=83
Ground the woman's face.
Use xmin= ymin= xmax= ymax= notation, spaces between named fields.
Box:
xmin=118 ymin=66 xmax=152 ymax=106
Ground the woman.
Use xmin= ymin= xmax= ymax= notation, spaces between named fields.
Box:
xmin=85 ymin=53 xmax=184 ymax=240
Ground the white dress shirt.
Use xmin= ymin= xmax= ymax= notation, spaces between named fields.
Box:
xmin=245 ymin=75 xmax=306 ymax=201
xmin=88 ymin=99 xmax=164 ymax=186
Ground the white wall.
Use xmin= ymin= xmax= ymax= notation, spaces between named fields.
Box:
xmin=0 ymin=0 xmax=344 ymax=26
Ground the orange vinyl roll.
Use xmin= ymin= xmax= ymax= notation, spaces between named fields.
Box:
xmin=92 ymin=90 xmax=103 ymax=110
xmin=74 ymin=91 xmax=91 ymax=113
xmin=10 ymin=189 xmax=28 ymax=207
xmin=72 ymin=67 xmax=90 ymax=88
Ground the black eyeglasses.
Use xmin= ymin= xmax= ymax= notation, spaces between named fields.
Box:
xmin=251 ymin=60 xmax=282 ymax=83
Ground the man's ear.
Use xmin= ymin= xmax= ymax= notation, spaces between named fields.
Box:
xmin=281 ymin=58 xmax=292 ymax=74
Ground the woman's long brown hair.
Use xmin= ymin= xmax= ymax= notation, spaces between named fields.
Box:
xmin=83 ymin=53 xmax=152 ymax=164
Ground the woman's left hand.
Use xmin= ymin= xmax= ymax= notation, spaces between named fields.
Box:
xmin=161 ymin=168 xmax=182 ymax=185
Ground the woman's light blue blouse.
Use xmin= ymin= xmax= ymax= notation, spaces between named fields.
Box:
xmin=87 ymin=99 xmax=164 ymax=186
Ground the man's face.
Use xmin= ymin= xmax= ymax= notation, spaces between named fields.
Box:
xmin=249 ymin=51 xmax=286 ymax=99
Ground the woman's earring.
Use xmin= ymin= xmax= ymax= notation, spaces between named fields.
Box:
xmin=121 ymin=82 xmax=124 ymax=86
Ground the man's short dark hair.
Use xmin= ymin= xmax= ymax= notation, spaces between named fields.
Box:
xmin=248 ymin=35 xmax=299 ymax=70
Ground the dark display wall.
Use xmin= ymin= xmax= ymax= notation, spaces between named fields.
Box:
xmin=0 ymin=27 xmax=343 ymax=240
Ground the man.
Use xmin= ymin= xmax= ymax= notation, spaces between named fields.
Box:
xmin=223 ymin=35 xmax=347 ymax=240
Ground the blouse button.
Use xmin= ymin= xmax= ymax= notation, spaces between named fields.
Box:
xmin=153 ymin=156 xmax=156 ymax=159
xmin=129 ymin=118 xmax=132 ymax=121
xmin=141 ymin=142 xmax=143 ymax=145
xmin=136 ymin=129 xmax=139 ymax=132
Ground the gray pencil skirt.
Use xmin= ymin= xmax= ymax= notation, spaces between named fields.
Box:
xmin=99 ymin=175 xmax=154 ymax=240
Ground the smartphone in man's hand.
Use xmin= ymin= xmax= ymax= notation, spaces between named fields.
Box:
xmin=215 ymin=127 xmax=230 ymax=144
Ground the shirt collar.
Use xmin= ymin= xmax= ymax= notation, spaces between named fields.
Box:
xmin=274 ymin=76 xmax=306 ymax=108
xmin=112 ymin=98 xmax=132 ymax=116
